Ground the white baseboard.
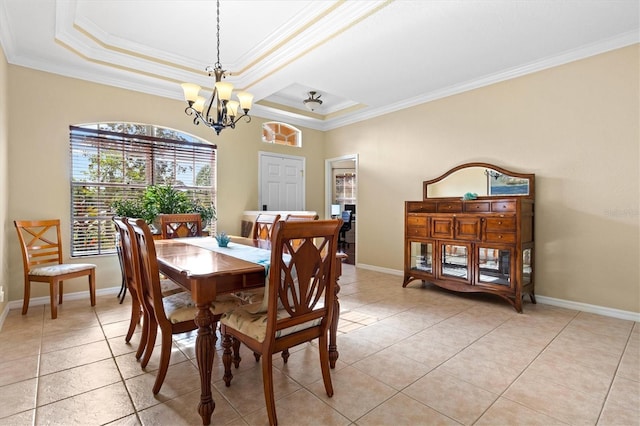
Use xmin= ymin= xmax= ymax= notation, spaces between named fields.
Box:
xmin=355 ymin=263 xmax=639 ymax=322
xmin=356 ymin=263 xmax=404 ymax=276
xmin=0 ymin=304 xmax=9 ymax=332
xmin=0 ymin=286 xmax=122 ymax=331
xmin=535 ymin=295 xmax=640 ymax=322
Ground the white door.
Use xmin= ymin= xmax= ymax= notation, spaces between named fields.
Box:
xmin=259 ymin=152 xmax=305 ymax=211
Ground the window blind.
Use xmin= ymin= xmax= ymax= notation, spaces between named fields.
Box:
xmin=70 ymin=124 xmax=217 ymax=256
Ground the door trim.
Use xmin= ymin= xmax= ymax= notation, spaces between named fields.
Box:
xmin=325 ymin=154 xmax=358 ymax=218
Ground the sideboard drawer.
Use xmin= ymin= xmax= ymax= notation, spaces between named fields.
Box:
xmin=437 ymin=201 xmax=462 ymax=212
xmin=407 ymin=216 xmax=427 ymax=227
xmin=485 ymin=217 xmax=517 ymax=232
xmin=485 ymin=232 xmax=516 ymax=243
xmin=491 ymin=201 xmax=516 ymax=212
xmin=407 ymin=202 xmax=437 ymax=213
xmin=407 ymin=227 xmax=428 ymax=238
xmin=463 ymin=202 xmax=490 ymax=212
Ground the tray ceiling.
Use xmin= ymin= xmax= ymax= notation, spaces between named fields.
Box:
xmin=0 ymin=0 xmax=638 ymax=131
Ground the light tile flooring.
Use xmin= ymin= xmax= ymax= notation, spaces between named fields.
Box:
xmin=0 ymin=264 xmax=638 ymax=425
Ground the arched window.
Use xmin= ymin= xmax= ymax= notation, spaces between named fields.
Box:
xmin=262 ymin=122 xmax=301 ymax=147
xmin=70 ymin=122 xmax=216 ymax=256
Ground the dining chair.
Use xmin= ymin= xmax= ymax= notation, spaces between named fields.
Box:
xmin=14 ymin=219 xmax=96 ymax=319
xmin=160 ymin=213 xmax=203 ymax=239
xmin=127 ymin=217 xmax=242 ymax=394
xmin=252 ymin=213 xmax=281 ymax=240
xmin=220 ymin=219 xmax=342 ymax=426
xmin=113 ymin=216 xmax=149 ymax=360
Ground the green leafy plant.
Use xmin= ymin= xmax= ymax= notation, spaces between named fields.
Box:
xmin=111 ymin=198 xmax=146 ymax=218
xmin=111 ymin=184 xmax=216 ymax=228
xmin=190 ymin=198 xmax=216 ymax=226
xmin=141 ymin=184 xmax=193 ymax=224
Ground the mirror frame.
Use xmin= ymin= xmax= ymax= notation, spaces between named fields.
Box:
xmin=423 ymin=162 xmax=535 ymax=200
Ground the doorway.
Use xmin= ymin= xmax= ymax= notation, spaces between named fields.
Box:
xmin=325 ymin=154 xmax=358 ymax=264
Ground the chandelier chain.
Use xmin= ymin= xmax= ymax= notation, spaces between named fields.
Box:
xmin=215 ymin=0 xmax=221 ymax=69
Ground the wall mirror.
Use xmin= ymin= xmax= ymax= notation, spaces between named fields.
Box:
xmin=423 ymin=162 xmax=535 ymax=199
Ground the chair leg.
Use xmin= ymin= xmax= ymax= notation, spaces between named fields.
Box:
xmin=22 ymin=279 xmax=31 ymax=315
xmin=261 ymin=352 xmax=278 ymax=426
xmin=281 ymin=348 xmax=290 ymax=363
xmin=125 ymin=298 xmax=141 ymax=343
xmin=222 ymin=333 xmax=234 ymax=387
xmin=136 ymin=308 xmax=150 ymax=360
xmin=141 ymin=317 xmax=158 ymax=368
xmin=58 ymin=281 xmax=64 ymax=305
xmin=319 ymin=333 xmax=334 ymax=397
xmin=50 ymin=281 xmax=59 ymax=320
xmin=254 ymin=352 xmax=261 ymax=362
xmin=232 ymin=337 xmax=241 ymax=368
xmin=88 ymin=270 xmax=96 ymax=306
xmin=152 ymin=327 xmax=173 ymax=394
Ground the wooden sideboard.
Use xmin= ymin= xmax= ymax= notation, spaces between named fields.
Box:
xmin=403 ymin=163 xmax=535 ymax=312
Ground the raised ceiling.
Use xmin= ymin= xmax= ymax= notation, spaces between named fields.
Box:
xmin=0 ymin=0 xmax=638 ymax=131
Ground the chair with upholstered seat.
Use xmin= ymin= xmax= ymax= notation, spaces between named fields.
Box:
xmin=252 ymin=213 xmax=281 ymax=240
xmin=14 ymin=219 xmax=96 ymax=319
xmin=220 ymin=219 xmax=342 ymax=425
xmin=127 ymin=217 xmax=241 ymax=394
xmin=160 ymin=213 xmax=203 ymax=239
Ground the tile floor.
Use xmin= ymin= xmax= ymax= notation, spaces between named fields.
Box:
xmin=0 ymin=264 xmax=638 ymax=425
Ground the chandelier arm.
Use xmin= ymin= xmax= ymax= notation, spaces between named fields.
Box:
xmin=230 ymin=114 xmax=252 ymax=126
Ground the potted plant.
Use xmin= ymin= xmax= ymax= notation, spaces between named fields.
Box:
xmin=111 ymin=184 xmax=216 ymax=231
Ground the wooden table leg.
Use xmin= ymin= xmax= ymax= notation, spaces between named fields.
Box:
xmin=329 ymin=278 xmax=340 ymax=369
xmin=195 ymin=303 xmax=215 ymax=425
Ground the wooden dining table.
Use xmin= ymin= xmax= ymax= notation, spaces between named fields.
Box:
xmin=154 ymin=236 xmax=345 ymax=425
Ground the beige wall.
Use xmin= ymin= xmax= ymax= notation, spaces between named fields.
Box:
xmin=5 ymin=67 xmax=327 ymax=301
xmin=3 ymin=45 xmax=638 ymax=315
xmin=0 ymin=44 xmax=8 ymax=315
xmin=326 ymin=45 xmax=639 ymax=313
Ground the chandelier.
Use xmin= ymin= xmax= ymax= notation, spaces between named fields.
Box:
xmin=180 ymin=0 xmax=253 ymax=135
xmin=303 ymin=91 xmax=323 ymax=111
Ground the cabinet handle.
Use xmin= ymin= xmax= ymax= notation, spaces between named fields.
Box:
xmin=498 ymin=235 xmax=503 ymax=239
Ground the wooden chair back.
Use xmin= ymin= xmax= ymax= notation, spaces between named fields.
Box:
xmin=113 ymin=217 xmax=148 ymax=354
xmin=128 ymin=218 xmax=170 ymax=324
xmin=113 ymin=217 xmax=134 ymax=293
xmin=252 ymin=213 xmax=281 ymax=240
xmin=160 ymin=213 xmax=203 ymax=239
xmin=284 ymin=214 xmax=319 ymax=221
xmin=15 ymin=219 xmax=65 ymax=271
xmin=284 ymin=214 xmax=319 ymax=250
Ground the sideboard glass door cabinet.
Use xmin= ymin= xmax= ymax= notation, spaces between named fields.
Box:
xmin=403 ymin=162 xmax=535 ymax=312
